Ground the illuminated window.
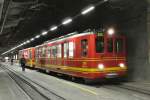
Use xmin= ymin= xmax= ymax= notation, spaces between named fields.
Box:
xmin=69 ymin=42 xmax=74 ymax=58
xmin=57 ymin=44 xmax=62 ymax=58
xmin=64 ymin=43 xmax=68 ymax=58
xmin=47 ymin=47 xmax=51 ymax=58
xmin=81 ymin=39 xmax=88 ymax=57
xmin=29 ymin=49 xmax=32 ymax=59
xmin=39 ymin=48 xmax=42 ymax=58
xmin=42 ymin=47 xmax=46 ymax=57
xmin=52 ymin=46 xmax=57 ymax=58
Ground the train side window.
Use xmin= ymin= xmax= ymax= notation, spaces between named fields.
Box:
xmin=69 ymin=42 xmax=74 ymax=58
xmin=39 ymin=48 xmax=42 ymax=58
xmin=81 ymin=39 xmax=88 ymax=57
xmin=47 ymin=47 xmax=51 ymax=58
xmin=95 ymin=36 xmax=104 ymax=53
xmin=42 ymin=47 xmax=46 ymax=57
xmin=57 ymin=44 xmax=62 ymax=58
xmin=107 ymin=38 xmax=113 ymax=52
xmin=52 ymin=46 xmax=57 ymax=58
xmin=115 ymin=38 xmax=123 ymax=53
xmin=29 ymin=50 xmax=32 ymax=59
xmin=64 ymin=43 xmax=68 ymax=58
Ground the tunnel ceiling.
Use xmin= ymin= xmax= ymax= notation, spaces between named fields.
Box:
xmin=0 ymin=0 xmax=145 ymax=54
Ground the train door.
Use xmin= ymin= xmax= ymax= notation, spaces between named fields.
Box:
xmin=41 ymin=45 xmax=47 ymax=68
xmin=57 ymin=44 xmax=62 ymax=65
xmin=105 ymin=36 xmax=116 ymax=67
xmin=47 ymin=46 xmax=51 ymax=66
xmin=105 ymin=35 xmax=126 ymax=67
xmin=80 ymin=38 xmax=89 ymax=68
xmin=114 ymin=37 xmax=126 ymax=65
xmin=63 ymin=42 xmax=69 ymax=66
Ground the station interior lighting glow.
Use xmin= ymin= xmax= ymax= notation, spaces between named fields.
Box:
xmin=50 ymin=26 xmax=58 ymax=31
xmin=81 ymin=6 xmax=95 ymax=15
xmin=62 ymin=18 xmax=72 ymax=25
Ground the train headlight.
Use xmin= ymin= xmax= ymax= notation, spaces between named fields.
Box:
xmin=98 ymin=64 xmax=104 ymax=70
xmin=107 ymin=28 xmax=115 ymax=35
xmin=119 ymin=63 xmax=125 ymax=68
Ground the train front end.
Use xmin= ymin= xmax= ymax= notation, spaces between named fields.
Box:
xmin=92 ymin=29 xmax=127 ymax=80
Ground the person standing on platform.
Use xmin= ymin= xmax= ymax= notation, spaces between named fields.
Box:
xmin=10 ymin=58 xmax=13 ymax=65
xmin=20 ymin=55 xmax=26 ymax=71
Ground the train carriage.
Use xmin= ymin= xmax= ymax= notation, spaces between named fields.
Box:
xmin=19 ymin=47 xmax=35 ymax=68
xmin=34 ymin=31 xmax=127 ymax=81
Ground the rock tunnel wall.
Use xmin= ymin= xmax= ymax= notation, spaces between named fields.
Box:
xmin=120 ymin=0 xmax=149 ymax=81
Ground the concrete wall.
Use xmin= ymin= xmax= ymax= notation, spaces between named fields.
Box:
xmin=119 ymin=0 xmax=149 ymax=81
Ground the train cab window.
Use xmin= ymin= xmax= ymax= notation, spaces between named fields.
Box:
xmin=81 ymin=39 xmax=88 ymax=57
xmin=95 ymin=36 xmax=104 ymax=53
xmin=107 ymin=38 xmax=113 ymax=52
xmin=115 ymin=38 xmax=124 ymax=53
xmin=69 ymin=42 xmax=74 ymax=58
xmin=64 ymin=43 xmax=68 ymax=58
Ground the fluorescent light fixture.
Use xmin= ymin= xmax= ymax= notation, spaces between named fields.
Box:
xmin=35 ymin=35 xmax=40 ymax=38
xmin=42 ymin=31 xmax=48 ymax=35
xmin=81 ymin=6 xmax=95 ymax=15
xmin=50 ymin=26 xmax=58 ymax=31
xmin=23 ymin=42 xmax=27 ymax=45
xmin=31 ymin=38 xmax=35 ymax=41
xmin=104 ymin=0 xmax=108 ymax=2
xmin=21 ymin=43 xmax=24 ymax=45
xmin=26 ymin=40 xmax=30 ymax=43
xmin=62 ymin=18 xmax=72 ymax=25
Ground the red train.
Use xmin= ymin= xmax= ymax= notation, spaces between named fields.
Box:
xmin=19 ymin=31 xmax=127 ymax=82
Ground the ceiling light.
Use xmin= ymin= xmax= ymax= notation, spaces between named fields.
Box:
xmin=50 ymin=26 xmax=58 ymax=31
xmin=23 ymin=42 xmax=27 ymax=45
xmin=35 ymin=35 xmax=40 ymax=38
xmin=42 ymin=31 xmax=48 ymax=35
xmin=62 ymin=18 xmax=72 ymax=25
xmin=81 ymin=6 xmax=95 ymax=15
xmin=31 ymin=38 xmax=35 ymax=41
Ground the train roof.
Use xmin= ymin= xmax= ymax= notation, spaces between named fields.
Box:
xmin=44 ymin=31 xmax=97 ymax=44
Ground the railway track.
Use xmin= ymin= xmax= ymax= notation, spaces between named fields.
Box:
xmin=0 ymin=64 xmax=66 ymax=100
xmin=98 ymin=83 xmax=150 ymax=96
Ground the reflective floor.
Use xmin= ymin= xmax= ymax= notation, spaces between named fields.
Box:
xmin=0 ymin=62 xmax=150 ymax=100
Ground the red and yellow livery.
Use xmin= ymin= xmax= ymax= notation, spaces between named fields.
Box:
xmin=19 ymin=31 xmax=127 ymax=81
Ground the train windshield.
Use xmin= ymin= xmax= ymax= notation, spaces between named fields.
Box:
xmin=115 ymin=38 xmax=124 ymax=53
xmin=95 ymin=36 xmax=104 ymax=53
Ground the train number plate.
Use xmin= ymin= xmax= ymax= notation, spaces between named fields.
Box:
xmin=106 ymin=73 xmax=118 ymax=78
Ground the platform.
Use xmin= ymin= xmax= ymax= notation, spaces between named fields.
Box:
xmin=1 ymin=62 xmax=150 ymax=100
